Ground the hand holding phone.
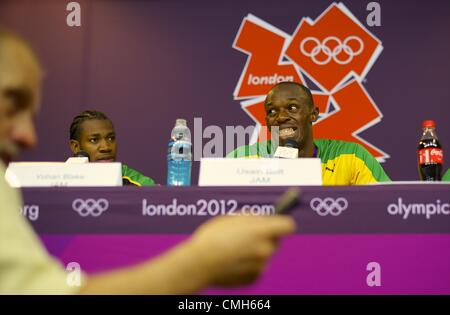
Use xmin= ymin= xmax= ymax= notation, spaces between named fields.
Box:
xmin=274 ymin=187 xmax=301 ymax=214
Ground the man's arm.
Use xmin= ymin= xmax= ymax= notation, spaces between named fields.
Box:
xmin=1 ymin=159 xmax=295 ymax=294
xmin=122 ymin=164 xmax=156 ymax=186
xmin=79 ymin=215 xmax=296 ymax=294
xmin=351 ymin=144 xmax=391 ymax=184
xmin=79 ymin=237 xmax=211 ymax=294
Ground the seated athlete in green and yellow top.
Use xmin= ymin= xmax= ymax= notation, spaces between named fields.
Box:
xmin=68 ymin=110 xmax=155 ymax=186
xmin=227 ymin=82 xmax=391 ymax=185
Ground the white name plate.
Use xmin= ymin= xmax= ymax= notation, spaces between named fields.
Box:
xmin=5 ymin=162 xmax=123 ymax=187
xmin=199 ymin=158 xmax=322 ymax=186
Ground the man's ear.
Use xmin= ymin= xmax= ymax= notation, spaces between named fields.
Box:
xmin=310 ymin=106 xmax=319 ymax=123
xmin=69 ymin=140 xmax=80 ymax=154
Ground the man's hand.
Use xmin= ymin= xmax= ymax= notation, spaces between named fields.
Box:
xmin=80 ymin=214 xmax=296 ymax=294
xmin=188 ymin=214 xmax=296 ymax=287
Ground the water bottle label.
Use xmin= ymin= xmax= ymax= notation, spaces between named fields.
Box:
xmin=418 ymin=148 xmax=443 ymax=164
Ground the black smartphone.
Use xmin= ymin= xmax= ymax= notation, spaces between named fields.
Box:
xmin=274 ymin=187 xmax=301 ymax=214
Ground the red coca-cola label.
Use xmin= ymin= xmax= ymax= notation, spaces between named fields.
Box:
xmin=418 ymin=148 xmax=443 ymax=164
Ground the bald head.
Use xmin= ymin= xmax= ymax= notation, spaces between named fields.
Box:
xmin=0 ymin=27 xmax=43 ymax=107
xmin=0 ymin=27 xmax=43 ymax=163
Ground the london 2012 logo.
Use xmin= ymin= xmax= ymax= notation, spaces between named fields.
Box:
xmin=232 ymin=2 xmax=389 ymax=161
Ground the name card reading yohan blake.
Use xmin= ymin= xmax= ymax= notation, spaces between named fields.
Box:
xmin=5 ymin=162 xmax=123 ymax=187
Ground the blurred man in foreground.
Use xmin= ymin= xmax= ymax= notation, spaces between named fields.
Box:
xmin=0 ymin=27 xmax=296 ymax=294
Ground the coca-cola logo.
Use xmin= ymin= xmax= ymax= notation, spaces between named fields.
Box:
xmin=418 ymin=148 xmax=443 ymax=164
xmin=430 ymin=149 xmax=443 ymax=157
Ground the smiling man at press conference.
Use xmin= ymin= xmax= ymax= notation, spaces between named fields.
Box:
xmin=227 ymin=81 xmax=391 ymax=185
xmin=0 ymin=27 xmax=296 ymax=294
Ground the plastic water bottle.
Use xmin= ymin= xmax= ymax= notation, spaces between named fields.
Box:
xmin=167 ymin=119 xmax=192 ymax=186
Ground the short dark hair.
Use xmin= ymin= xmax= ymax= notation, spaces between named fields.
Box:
xmin=267 ymin=81 xmax=314 ymax=107
xmin=69 ymin=110 xmax=111 ymax=140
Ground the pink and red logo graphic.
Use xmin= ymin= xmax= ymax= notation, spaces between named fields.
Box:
xmin=232 ymin=2 xmax=389 ymax=161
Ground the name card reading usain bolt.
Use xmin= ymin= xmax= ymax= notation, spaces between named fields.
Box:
xmin=199 ymin=158 xmax=322 ymax=186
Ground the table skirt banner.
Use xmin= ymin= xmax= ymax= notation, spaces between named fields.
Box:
xmin=20 ymin=184 xmax=450 ymax=294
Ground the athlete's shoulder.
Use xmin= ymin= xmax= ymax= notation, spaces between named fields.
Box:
xmin=314 ymin=138 xmax=366 ymax=162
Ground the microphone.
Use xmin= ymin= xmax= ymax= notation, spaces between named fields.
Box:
xmin=284 ymin=139 xmax=299 ymax=149
xmin=74 ymin=150 xmax=90 ymax=160
xmin=273 ymin=139 xmax=299 ymax=159
xmin=65 ymin=150 xmax=90 ymax=163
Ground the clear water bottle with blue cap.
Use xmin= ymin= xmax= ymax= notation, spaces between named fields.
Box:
xmin=167 ymin=119 xmax=192 ymax=186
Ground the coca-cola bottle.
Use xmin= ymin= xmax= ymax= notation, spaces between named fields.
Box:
xmin=417 ymin=120 xmax=443 ymax=181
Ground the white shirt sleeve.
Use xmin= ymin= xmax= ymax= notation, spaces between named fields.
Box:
xmin=0 ymin=163 xmax=84 ymax=294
